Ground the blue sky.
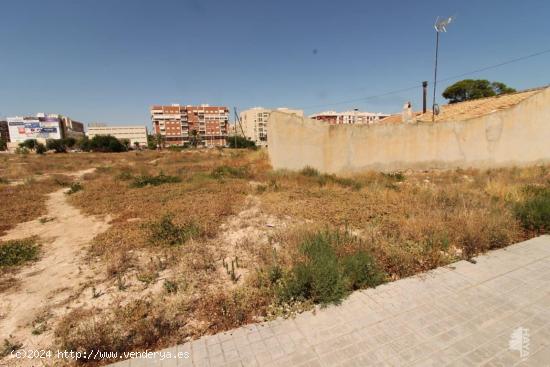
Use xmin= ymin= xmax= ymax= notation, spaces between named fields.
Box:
xmin=1 ymin=0 xmax=549 ymax=125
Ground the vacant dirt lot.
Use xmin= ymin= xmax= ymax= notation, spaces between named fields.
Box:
xmin=0 ymin=149 xmax=548 ymax=365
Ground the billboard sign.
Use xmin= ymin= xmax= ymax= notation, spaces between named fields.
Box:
xmin=7 ymin=117 xmax=62 ymax=142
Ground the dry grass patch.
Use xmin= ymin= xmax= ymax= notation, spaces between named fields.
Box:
xmin=0 ymin=177 xmax=66 ymax=235
xmin=3 ymin=149 xmax=548 ymax=364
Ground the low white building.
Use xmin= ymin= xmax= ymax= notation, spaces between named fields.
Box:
xmin=239 ymin=107 xmax=303 ymax=146
xmin=87 ymin=124 xmax=148 ymax=147
xmin=309 ymin=110 xmax=390 ymax=125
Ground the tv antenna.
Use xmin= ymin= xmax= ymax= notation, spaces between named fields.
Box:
xmin=434 ymin=16 xmax=453 ymax=32
xmin=432 ymin=15 xmax=455 ymax=122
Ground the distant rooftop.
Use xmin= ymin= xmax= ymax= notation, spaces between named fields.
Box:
xmin=380 ymin=86 xmax=548 ymax=124
xmin=418 ymin=87 xmax=547 ymax=122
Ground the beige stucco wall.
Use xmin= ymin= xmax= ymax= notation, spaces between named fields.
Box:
xmin=268 ymin=88 xmax=550 ymax=173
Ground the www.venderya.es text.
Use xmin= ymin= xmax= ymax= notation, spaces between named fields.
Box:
xmin=11 ymin=349 xmax=190 ymax=361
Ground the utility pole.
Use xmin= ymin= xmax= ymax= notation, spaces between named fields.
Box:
xmin=423 ymin=81 xmax=428 ymax=114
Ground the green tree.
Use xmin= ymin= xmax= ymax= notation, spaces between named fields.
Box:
xmin=154 ymin=133 xmax=164 ymax=150
xmin=442 ymin=79 xmax=516 ymax=103
xmin=63 ymin=137 xmax=77 ymax=148
xmin=19 ymin=139 xmax=37 ymax=150
xmin=120 ymin=139 xmax=130 ymax=150
xmin=86 ymin=135 xmax=127 ymax=152
xmin=189 ymin=129 xmax=201 ymax=148
xmin=35 ymin=143 xmax=47 ymax=155
xmin=226 ymin=135 xmax=256 ymax=149
xmin=76 ymin=136 xmax=90 ymax=151
xmin=0 ymin=137 xmax=7 ymax=151
xmin=46 ymin=139 xmax=68 ymax=153
xmin=147 ymin=134 xmax=157 ymax=150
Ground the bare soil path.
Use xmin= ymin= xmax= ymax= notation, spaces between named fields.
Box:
xmin=0 ymin=168 xmax=110 ymax=357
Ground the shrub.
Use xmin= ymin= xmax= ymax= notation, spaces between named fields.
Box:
xmin=131 ymin=173 xmax=181 ymax=188
xmin=163 ymin=279 xmax=178 ymax=294
xmin=15 ymin=146 xmax=30 ymax=155
xmin=64 ymin=137 xmax=77 ymax=148
xmin=514 ymin=186 xmax=550 ymax=233
xmin=267 ymin=264 xmax=283 ymax=285
xmin=1 ymin=339 xmax=22 ymax=358
xmin=279 ymin=233 xmax=346 ymax=304
xmin=46 ymin=139 xmax=67 ymax=153
xmin=211 ymin=166 xmax=250 ymax=179
xmin=19 ymin=139 xmax=37 ymax=150
xmin=115 ymin=171 xmax=133 ymax=181
xmin=300 ymin=166 xmax=320 ymax=177
xmin=0 ymin=238 xmax=40 ymax=268
xmin=382 ymin=171 xmax=406 ymax=182
xmin=226 ymin=135 xmax=257 ymax=149
xmin=120 ymin=139 xmax=130 ymax=150
xmin=81 ymin=135 xmax=127 ymax=153
xmin=341 ymin=251 xmax=385 ymax=290
xmin=147 ymin=214 xmax=200 ymax=246
xmin=66 ymin=182 xmax=83 ymax=195
xmin=277 ymin=231 xmax=385 ymax=305
xmin=317 ymin=175 xmax=363 ymax=190
xmin=146 ymin=134 xmax=158 ymax=150
xmin=76 ymin=136 xmax=90 ymax=151
xmin=35 ymin=143 xmax=47 ymax=155
xmin=0 ymin=137 xmax=7 ymax=151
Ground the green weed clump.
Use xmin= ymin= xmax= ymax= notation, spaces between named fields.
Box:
xmin=299 ymin=167 xmax=362 ymax=190
xmin=299 ymin=166 xmax=320 ymax=177
xmin=277 ymin=231 xmax=385 ymax=305
xmin=514 ymin=186 xmax=550 ymax=233
xmin=211 ymin=165 xmax=250 ymax=179
xmin=382 ymin=171 xmax=406 ymax=182
xmin=1 ymin=339 xmax=22 ymax=358
xmin=66 ymin=182 xmax=83 ymax=195
xmin=0 ymin=238 xmax=40 ymax=268
xmin=115 ymin=171 xmax=134 ymax=181
xmin=147 ymin=214 xmax=200 ymax=246
xmin=131 ymin=173 xmax=181 ymax=188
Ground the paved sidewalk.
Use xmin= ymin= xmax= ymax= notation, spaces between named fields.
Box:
xmin=113 ymin=236 xmax=550 ymax=366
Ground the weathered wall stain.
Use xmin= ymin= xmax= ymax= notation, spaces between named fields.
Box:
xmin=268 ymin=87 xmax=550 ymax=173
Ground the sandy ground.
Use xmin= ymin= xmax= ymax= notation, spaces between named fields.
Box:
xmin=0 ymin=176 xmax=289 ymax=365
xmin=0 ymin=169 xmax=110 ymax=364
xmin=213 ymin=193 xmax=290 ymax=287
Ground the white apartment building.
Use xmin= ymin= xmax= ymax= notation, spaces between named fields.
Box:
xmin=87 ymin=124 xmax=148 ymax=147
xmin=309 ymin=110 xmax=390 ymax=125
xmin=239 ymin=107 xmax=303 ymax=146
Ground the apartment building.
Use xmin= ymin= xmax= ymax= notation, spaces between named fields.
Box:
xmin=239 ymin=107 xmax=303 ymax=146
xmin=61 ymin=116 xmax=85 ymax=139
xmin=6 ymin=113 xmax=84 ymax=144
xmin=309 ymin=110 xmax=389 ymax=125
xmin=87 ymin=124 xmax=148 ymax=147
xmin=151 ymin=104 xmax=229 ymax=147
